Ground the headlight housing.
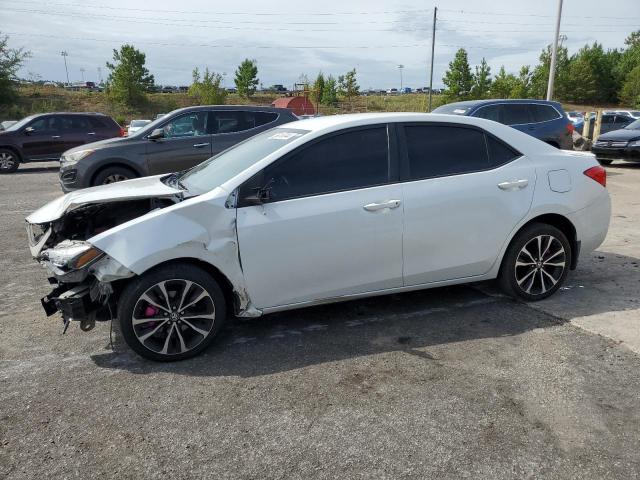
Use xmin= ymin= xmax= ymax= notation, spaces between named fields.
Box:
xmin=42 ymin=240 xmax=104 ymax=270
xmin=629 ymin=140 xmax=640 ymax=147
xmin=61 ymin=149 xmax=94 ymax=166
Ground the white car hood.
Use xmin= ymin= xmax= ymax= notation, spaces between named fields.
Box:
xmin=26 ymin=175 xmax=184 ymax=224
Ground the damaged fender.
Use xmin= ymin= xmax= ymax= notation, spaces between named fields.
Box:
xmin=89 ymin=187 xmax=260 ymax=317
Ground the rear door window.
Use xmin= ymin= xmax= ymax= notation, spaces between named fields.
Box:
xmin=402 ymin=125 xmax=489 ymax=180
xmin=473 ymin=104 xmax=502 ymax=122
xmin=502 ymin=104 xmax=533 ymax=125
xmin=529 ymin=104 xmax=560 ymax=122
xmin=486 ymin=135 xmax=520 ymax=167
xmin=63 ymin=116 xmax=90 ymax=131
xmin=260 ymin=126 xmax=389 ymax=201
xmin=210 ymin=111 xmax=276 ymax=134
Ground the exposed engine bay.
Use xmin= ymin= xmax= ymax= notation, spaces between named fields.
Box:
xmin=28 ymin=196 xmax=179 ymax=333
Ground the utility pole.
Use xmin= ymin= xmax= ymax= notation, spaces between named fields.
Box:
xmin=60 ymin=51 xmax=70 ymax=86
xmin=428 ymin=6 xmax=437 ymax=111
xmin=80 ymin=68 xmax=85 ymax=83
xmin=398 ymin=64 xmax=404 ymax=92
xmin=97 ymin=67 xmax=102 ymax=85
xmin=546 ymin=0 xmax=563 ymax=101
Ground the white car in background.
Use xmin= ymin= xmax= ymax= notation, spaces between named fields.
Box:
xmin=26 ymin=113 xmax=611 ymax=361
xmin=127 ymin=119 xmax=151 ymax=136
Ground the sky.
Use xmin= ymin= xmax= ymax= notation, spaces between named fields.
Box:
xmin=1 ymin=0 xmax=639 ymax=90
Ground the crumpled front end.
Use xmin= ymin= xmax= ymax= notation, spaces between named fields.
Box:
xmin=27 ymin=195 xmax=177 ymax=332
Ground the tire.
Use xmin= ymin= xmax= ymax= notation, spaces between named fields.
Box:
xmin=0 ymin=148 xmax=20 ymax=173
xmin=117 ymin=263 xmax=227 ymax=361
xmin=93 ymin=166 xmax=136 ymax=186
xmin=597 ymin=159 xmax=613 ymax=165
xmin=498 ymin=223 xmax=571 ymax=301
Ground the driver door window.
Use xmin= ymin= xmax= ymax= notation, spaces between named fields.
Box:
xmin=163 ymin=112 xmax=208 ymax=138
xmin=257 ymin=126 xmax=390 ymax=202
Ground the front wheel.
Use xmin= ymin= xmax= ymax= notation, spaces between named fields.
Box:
xmin=499 ymin=223 xmax=571 ymax=301
xmin=93 ymin=166 xmax=136 ymax=186
xmin=118 ymin=264 xmax=227 ymax=361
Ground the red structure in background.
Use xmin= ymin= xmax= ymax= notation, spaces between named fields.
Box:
xmin=271 ymin=96 xmax=315 ymax=116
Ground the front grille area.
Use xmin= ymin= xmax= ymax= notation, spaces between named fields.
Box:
xmin=595 ymin=141 xmax=628 ymax=148
xmin=60 ymin=170 xmax=77 ymax=183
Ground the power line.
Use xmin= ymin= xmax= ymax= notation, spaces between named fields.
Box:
xmin=3 ymin=0 xmax=434 ymax=16
xmin=5 ymin=31 xmax=532 ymax=52
xmin=438 ymin=7 xmax=639 ymax=21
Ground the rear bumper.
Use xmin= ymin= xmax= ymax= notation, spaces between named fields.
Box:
xmin=567 ymin=191 xmax=611 ymax=256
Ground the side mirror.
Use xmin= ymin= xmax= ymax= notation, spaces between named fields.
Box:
xmin=24 ymin=126 xmax=34 ymax=135
xmin=243 ymin=187 xmax=272 ymax=206
xmin=148 ymin=128 xmax=165 ymax=140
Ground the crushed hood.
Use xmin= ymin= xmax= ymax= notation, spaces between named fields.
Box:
xmin=26 ymin=175 xmax=184 ymax=224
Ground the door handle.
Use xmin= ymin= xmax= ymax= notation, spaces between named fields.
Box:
xmin=193 ymin=142 xmax=210 ymax=148
xmin=87 ymin=132 xmax=96 ymax=135
xmin=498 ymin=179 xmax=529 ymax=190
xmin=363 ymin=200 xmax=402 ymax=212
xmin=51 ymin=135 xmax=61 ymax=139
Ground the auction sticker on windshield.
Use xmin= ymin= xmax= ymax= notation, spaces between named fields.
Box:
xmin=268 ymin=132 xmax=303 ymax=140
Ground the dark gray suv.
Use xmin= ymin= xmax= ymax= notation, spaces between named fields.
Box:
xmin=59 ymin=105 xmax=297 ymax=191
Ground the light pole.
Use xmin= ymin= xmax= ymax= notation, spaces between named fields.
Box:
xmin=546 ymin=0 xmax=563 ymax=101
xmin=60 ymin=51 xmax=70 ymax=86
xmin=97 ymin=67 xmax=102 ymax=85
xmin=398 ymin=64 xmax=404 ymax=93
xmin=80 ymin=68 xmax=85 ymax=83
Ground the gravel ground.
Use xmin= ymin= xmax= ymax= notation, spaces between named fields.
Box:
xmin=1 ymin=162 xmax=639 ymax=479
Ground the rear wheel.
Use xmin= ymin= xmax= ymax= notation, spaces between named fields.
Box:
xmin=499 ymin=223 xmax=571 ymax=301
xmin=0 ymin=149 xmax=20 ymax=173
xmin=93 ymin=166 xmax=136 ymax=186
xmin=597 ymin=159 xmax=613 ymax=165
xmin=118 ymin=264 xmax=227 ymax=361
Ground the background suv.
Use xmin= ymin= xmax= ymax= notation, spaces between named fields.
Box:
xmin=433 ymin=99 xmax=574 ymax=149
xmin=59 ymin=105 xmax=297 ymax=191
xmin=0 ymin=112 xmax=123 ymax=173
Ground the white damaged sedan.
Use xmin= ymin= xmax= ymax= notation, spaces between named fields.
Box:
xmin=26 ymin=113 xmax=611 ymax=361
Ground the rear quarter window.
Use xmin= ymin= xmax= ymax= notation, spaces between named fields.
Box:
xmin=530 ymin=104 xmax=561 ymax=122
xmin=254 ymin=112 xmax=279 ymax=127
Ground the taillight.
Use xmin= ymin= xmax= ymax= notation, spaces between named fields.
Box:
xmin=119 ymin=127 xmax=126 ymax=137
xmin=566 ymin=122 xmax=574 ymax=134
xmin=584 ymin=165 xmax=606 ymax=187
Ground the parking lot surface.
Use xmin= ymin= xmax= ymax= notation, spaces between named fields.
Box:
xmin=1 ymin=162 xmax=639 ymax=479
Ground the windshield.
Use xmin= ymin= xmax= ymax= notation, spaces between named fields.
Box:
xmin=128 ymin=115 xmax=168 ymax=137
xmin=179 ymin=127 xmax=309 ymax=194
xmin=4 ymin=115 xmax=37 ymax=132
xmin=625 ymin=119 xmax=640 ymax=130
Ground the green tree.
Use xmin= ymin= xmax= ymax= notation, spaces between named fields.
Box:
xmin=338 ymin=68 xmax=360 ymax=102
xmin=616 ymin=31 xmax=640 ymax=94
xmin=105 ymin=44 xmax=154 ymax=106
xmin=234 ymin=58 xmax=259 ymax=98
xmin=530 ymin=45 xmax=570 ymax=99
xmin=471 ymin=58 xmax=492 ymax=99
xmin=511 ymin=65 xmax=533 ymax=98
xmin=0 ymin=33 xmax=30 ymax=105
xmin=565 ymin=58 xmax=597 ymax=103
xmin=189 ymin=67 xmax=227 ymax=105
xmin=442 ymin=48 xmax=474 ymax=100
xmin=491 ymin=66 xmax=517 ymax=98
xmin=620 ymin=65 xmax=640 ymax=108
xmin=312 ymin=72 xmax=325 ymax=105
xmin=321 ymin=75 xmax=338 ymax=105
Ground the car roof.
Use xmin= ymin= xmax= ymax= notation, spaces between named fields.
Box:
xmin=27 ymin=112 xmax=110 ymax=118
xmin=279 ymin=112 xmax=525 ymax=134
xmin=436 ymin=98 xmax=563 ymax=109
xmin=167 ymin=105 xmax=293 ymax=115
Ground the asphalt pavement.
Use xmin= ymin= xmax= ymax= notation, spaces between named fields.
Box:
xmin=1 ymin=161 xmax=639 ymax=479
